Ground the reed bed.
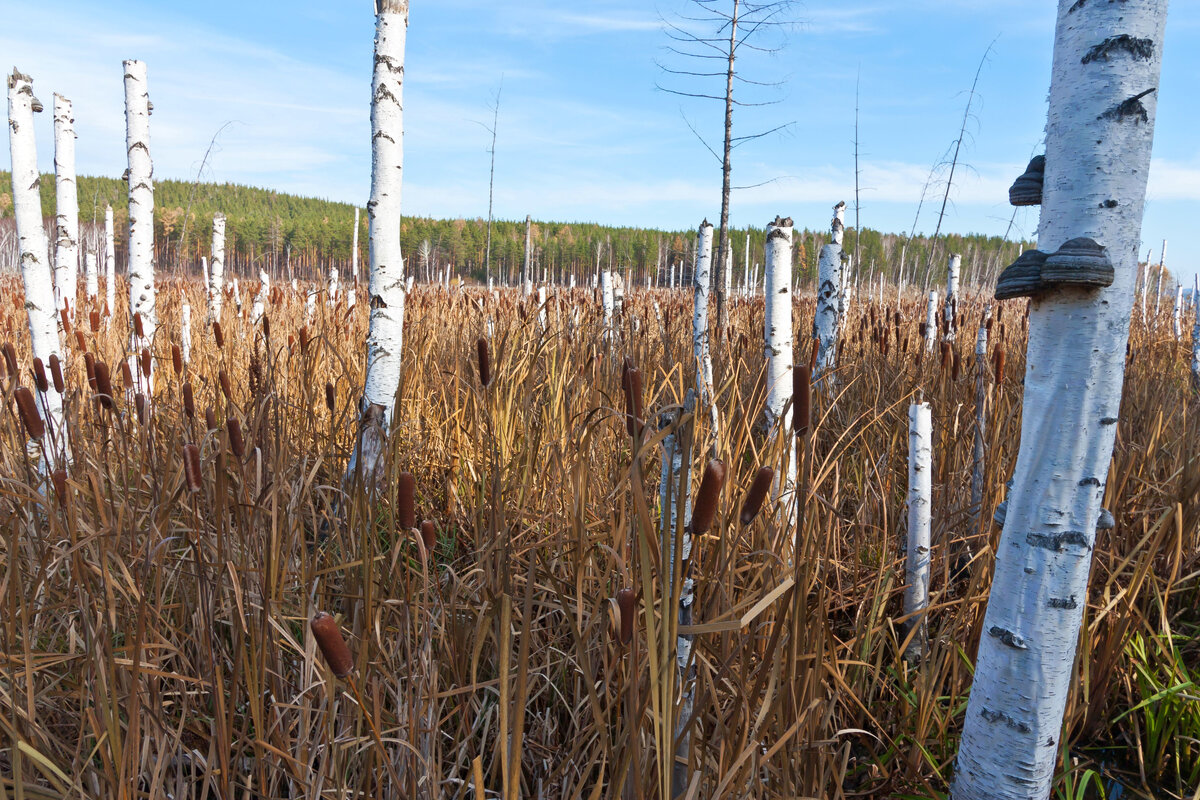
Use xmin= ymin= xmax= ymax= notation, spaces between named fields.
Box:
xmin=0 ymin=274 xmax=1195 ymax=799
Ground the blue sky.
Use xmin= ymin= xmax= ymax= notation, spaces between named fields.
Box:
xmin=4 ymin=0 xmax=1198 ymax=281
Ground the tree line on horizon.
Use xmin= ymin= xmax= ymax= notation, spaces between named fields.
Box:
xmin=1 ymin=170 xmax=1033 ymax=289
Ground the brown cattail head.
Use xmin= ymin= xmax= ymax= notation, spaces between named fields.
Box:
xmin=740 ymin=466 xmax=775 ymax=526
xmin=219 ymin=369 xmax=232 ymax=402
xmin=205 ymin=407 xmax=218 ymax=432
xmin=74 ymin=330 xmax=86 ymax=351
xmin=227 ymin=417 xmax=245 ymax=459
xmin=95 ymin=361 xmax=115 ymax=409
xmin=808 ymin=337 xmax=819 ymax=372
xmin=951 ymin=350 xmax=961 ymax=382
xmin=32 ymin=358 xmax=48 ymax=393
xmin=171 ymin=344 xmax=182 ymax=375
xmin=89 ymin=310 xmax=100 ymax=332
xmin=420 ymin=520 xmax=437 ymax=553
xmin=794 ymin=364 xmax=811 ymax=436
xmin=15 ymin=387 xmax=44 ymax=439
xmin=120 ymin=359 xmax=134 ymax=389
xmin=310 ymin=612 xmax=355 ymax=677
xmin=298 ymin=326 xmax=309 ymax=354
xmin=476 ymin=336 xmax=491 ymax=387
xmin=939 ymin=340 xmax=951 ymax=370
xmin=689 ymin=459 xmax=726 ymax=535
xmin=2 ymin=342 xmax=17 ymax=379
xmin=84 ymin=353 xmax=97 ymax=392
xmin=325 ymin=382 xmax=335 ymax=413
xmin=262 ymin=315 xmax=270 ymax=341
xmin=622 ymin=363 xmax=644 ymax=437
xmin=51 ymin=469 xmax=68 ymax=501
xmin=183 ymin=443 xmax=202 ymax=492
xmin=60 ymin=308 xmax=72 ymax=337
xmin=49 ymin=354 xmax=63 ymax=394
xmin=132 ymin=312 xmax=144 ymax=339
xmin=140 ymin=348 xmax=152 ymax=380
xmin=135 ymin=393 xmax=147 ymax=426
xmin=993 ymin=347 xmax=1006 ymax=384
xmin=183 ymin=382 xmax=195 ymax=419
xmin=616 ymin=588 xmax=636 ymax=645
xmin=397 ymin=472 xmax=416 ymax=529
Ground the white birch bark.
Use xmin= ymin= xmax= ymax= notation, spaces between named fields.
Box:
xmin=814 ymin=205 xmax=844 ymax=382
xmin=232 ymin=278 xmax=242 ymax=315
xmin=181 ymin=296 xmax=192 ymax=365
xmin=350 ymin=0 xmax=408 ymax=484
xmin=1192 ymin=302 xmax=1200 ymax=392
xmin=764 ymin=216 xmax=796 ymax=516
xmin=347 ymin=287 xmax=356 ymax=310
xmin=53 ymin=94 xmax=79 ymax=321
xmin=537 ymin=284 xmax=547 ymax=329
xmin=693 ymin=221 xmax=719 ymax=437
xmin=201 ymin=255 xmax=209 ymax=289
xmin=905 ymin=401 xmax=932 ymax=663
xmin=251 ymin=269 xmax=268 ymax=326
xmin=600 ymin=269 xmax=614 ymax=336
xmin=84 ymin=251 xmax=98 ymax=300
xmin=953 ymin=3 xmax=1168 ymax=797
xmin=124 ymin=60 xmax=155 ymax=394
xmin=209 ymin=213 xmax=225 ymax=322
xmin=352 ymin=206 xmax=360 ymax=283
xmin=926 ymin=290 xmax=938 ymax=352
xmin=328 ymin=265 xmax=340 ymax=305
xmin=945 ymin=252 xmax=961 ymax=340
xmin=1172 ymin=282 xmax=1182 ymax=338
xmin=8 ymin=69 xmax=64 ymax=459
xmin=104 ymin=205 xmax=116 ymax=315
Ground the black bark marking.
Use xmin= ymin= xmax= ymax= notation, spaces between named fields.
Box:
xmin=1026 ymin=531 xmax=1090 ymax=552
xmin=1083 ymin=35 xmax=1154 ymax=65
xmin=1101 ymin=417 xmax=1118 ymax=425
xmin=1079 ymin=477 xmax=1101 ymax=487
xmin=1048 ymin=596 xmax=1078 ymax=609
xmin=989 ymin=626 xmax=1028 ymax=650
xmin=1100 ymin=199 xmax=1118 ymax=208
xmin=1098 ymin=88 xmax=1156 ymax=124
xmin=981 ymin=708 xmax=1032 ymax=734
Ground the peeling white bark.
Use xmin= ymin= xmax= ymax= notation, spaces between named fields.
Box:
xmin=693 ymin=221 xmax=720 ymax=438
xmin=945 ymin=253 xmax=961 ymax=340
xmin=953 ymin=3 xmax=1169 ymax=798
xmin=926 ymin=290 xmax=938 ymax=352
xmin=124 ymin=60 xmax=155 ymax=394
xmin=8 ymin=69 xmax=64 ymax=459
xmin=905 ymin=401 xmax=932 ymax=663
xmin=1172 ymin=282 xmax=1183 ymax=339
xmin=351 ymin=0 xmax=409 ymax=484
xmin=53 ymin=94 xmax=79 ymax=321
xmin=209 ymin=213 xmax=225 ymax=322
xmin=815 ymin=204 xmax=844 ymax=382
xmin=764 ymin=216 xmax=796 ymax=517
xmin=328 ymin=265 xmax=340 ymax=305
xmin=251 ymin=269 xmax=268 ymax=326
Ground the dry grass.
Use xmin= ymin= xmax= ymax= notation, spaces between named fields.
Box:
xmin=0 ymin=274 xmax=1195 ymax=799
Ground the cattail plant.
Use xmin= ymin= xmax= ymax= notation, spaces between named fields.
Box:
xmin=396 ymin=471 xmax=416 ymax=529
xmin=310 ymin=612 xmax=355 ymax=677
xmin=739 ymin=466 xmax=774 ymax=526
xmin=476 ymin=336 xmax=491 ymax=387
xmin=49 ymin=354 xmax=63 ymax=394
xmin=33 ymin=358 xmax=48 ymax=393
xmin=226 ymin=417 xmax=245 ymax=459
xmin=183 ymin=443 xmax=202 ymax=492
xmin=615 ymin=588 xmax=635 ymax=646
xmin=15 ymin=386 xmax=44 ymax=440
xmin=621 ymin=360 xmax=643 ymax=437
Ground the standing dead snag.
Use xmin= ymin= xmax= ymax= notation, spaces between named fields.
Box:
xmin=764 ymin=215 xmax=796 ymax=523
xmin=124 ymin=60 xmax=155 ymax=395
xmin=53 ymin=94 xmax=79 ymax=323
xmin=693 ymin=220 xmax=719 ymax=442
xmin=905 ymin=400 xmax=932 ymax=663
xmin=814 ymin=202 xmax=844 ymax=384
xmin=348 ymin=0 xmax=408 ymax=487
xmin=209 ymin=213 xmax=225 ymax=323
xmin=953 ymin=3 xmax=1169 ymax=799
xmin=104 ymin=204 xmax=116 ymax=316
xmin=8 ymin=68 xmax=65 ymax=463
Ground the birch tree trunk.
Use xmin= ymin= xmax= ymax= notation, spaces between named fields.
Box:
xmin=352 ymin=206 xmax=360 ymax=283
xmin=814 ymin=204 xmax=844 ymax=383
xmin=251 ymin=269 xmax=268 ymax=326
xmin=945 ymin=252 xmax=961 ymax=340
xmin=104 ymin=204 xmax=116 ymax=315
xmin=1172 ymin=282 xmax=1182 ymax=338
xmin=53 ymin=94 xmax=79 ymax=322
xmin=953 ymin=3 xmax=1168 ymax=797
xmin=693 ymin=220 xmax=720 ymax=439
xmin=124 ymin=60 xmax=155 ymax=394
xmin=84 ymin=252 xmax=98 ymax=301
xmin=209 ymin=213 xmax=225 ymax=322
xmin=8 ymin=69 xmax=65 ymax=461
xmin=926 ymin=290 xmax=938 ymax=352
xmin=905 ymin=401 xmax=932 ymax=663
xmin=349 ymin=0 xmax=408 ymax=486
xmin=764 ymin=216 xmax=796 ymax=517
xmin=181 ymin=296 xmax=192 ymax=366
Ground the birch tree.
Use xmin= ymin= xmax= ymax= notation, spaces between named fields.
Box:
xmin=104 ymin=204 xmax=115 ymax=315
xmin=209 ymin=213 xmax=225 ymax=322
xmin=693 ymin=220 xmax=720 ymax=439
xmin=763 ymin=215 xmax=795 ymax=514
xmin=905 ymin=400 xmax=932 ymax=663
xmin=814 ymin=203 xmax=844 ymax=382
xmin=349 ymin=0 xmax=408 ymax=486
xmin=124 ymin=59 xmax=155 ymax=393
xmin=953 ymin=3 xmax=1169 ymax=798
xmin=351 ymin=206 xmax=360 ymax=283
xmin=53 ymin=94 xmax=79 ymax=322
xmin=8 ymin=68 xmax=65 ymax=460
xmin=84 ymin=252 xmax=98 ymax=301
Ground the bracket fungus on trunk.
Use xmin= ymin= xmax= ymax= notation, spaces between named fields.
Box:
xmin=1008 ymin=154 xmax=1045 ymax=206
